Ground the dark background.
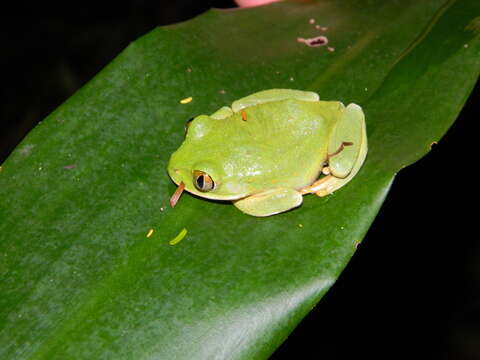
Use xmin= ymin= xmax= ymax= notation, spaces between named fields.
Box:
xmin=1 ymin=3 xmax=479 ymax=359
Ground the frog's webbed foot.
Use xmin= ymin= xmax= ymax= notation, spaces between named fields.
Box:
xmin=301 ymin=103 xmax=367 ymax=197
xmin=300 ymin=174 xmax=339 ymax=197
xmin=233 ymin=188 xmax=303 ymax=217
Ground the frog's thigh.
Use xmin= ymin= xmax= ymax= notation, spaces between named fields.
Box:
xmin=328 ymin=103 xmax=367 ymax=178
xmin=305 ymin=104 xmax=367 ymax=196
xmin=210 ymin=106 xmax=233 ymax=119
xmin=232 ymin=89 xmax=319 ymax=112
xmin=233 ymin=188 xmax=303 ymax=217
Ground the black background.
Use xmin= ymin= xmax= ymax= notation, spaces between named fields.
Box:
xmin=1 ymin=3 xmax=479 ymax=359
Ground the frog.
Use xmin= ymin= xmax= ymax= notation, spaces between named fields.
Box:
xmin=167 ymin=89 xmax=367 ymax=217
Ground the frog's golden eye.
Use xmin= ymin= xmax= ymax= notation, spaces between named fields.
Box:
xmin=193 ymin=170 xmax=215 ymax=192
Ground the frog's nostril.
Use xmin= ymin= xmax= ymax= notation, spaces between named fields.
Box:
xmin=174 ymin=169 xmax=180 ymax=174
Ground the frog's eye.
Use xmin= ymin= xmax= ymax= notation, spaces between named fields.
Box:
xmin=193 ymin=170 xmax=215 ymax=192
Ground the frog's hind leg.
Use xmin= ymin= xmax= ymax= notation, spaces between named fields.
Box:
xmin=231 ymin=89 xmax=319 ymax=112
xmin=300 ymin=175 xmax=340 ymax=197
xmin=301 ymin=103 xmax=367 ymax=197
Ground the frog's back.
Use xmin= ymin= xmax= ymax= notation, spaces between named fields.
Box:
xmin=238 ymin=99 xmax=340 ymax=143
xmin=219 ymin=99 xmax=342 ymax=190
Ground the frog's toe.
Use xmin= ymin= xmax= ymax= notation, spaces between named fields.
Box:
xmin=300 ymin=175 xmax=337 ymax=197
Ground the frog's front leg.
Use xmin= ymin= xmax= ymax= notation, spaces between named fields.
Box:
xmin=301 ymin=103 xmax=368 ymax=197
xmin=233 ymin=188 xmax=303 ymax=217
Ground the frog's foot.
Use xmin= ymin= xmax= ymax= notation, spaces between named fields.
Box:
xmin=233 ymin=188 xmax=303 ymax=217
xmin=301 ymin=103 xmax=368 ymax=197
xmin=300 ymin=175 xmax=339 ymax=197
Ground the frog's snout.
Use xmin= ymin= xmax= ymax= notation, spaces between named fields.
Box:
xmin=169 ymin=167 xmax=191 ymax=190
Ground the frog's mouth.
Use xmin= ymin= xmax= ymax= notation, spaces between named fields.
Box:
xmin=168 ymin=168 xmax=249 ymax=205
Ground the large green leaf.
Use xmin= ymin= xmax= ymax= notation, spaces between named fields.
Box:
xmin=1 ymin=1 xmax=478 ymax=359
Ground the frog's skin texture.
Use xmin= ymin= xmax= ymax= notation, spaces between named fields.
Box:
xmin=168 ymin=89 xmax=367 ymax=217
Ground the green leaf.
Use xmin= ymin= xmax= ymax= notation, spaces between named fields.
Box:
xmin=1 ymin=1 xmax=478 ymax=359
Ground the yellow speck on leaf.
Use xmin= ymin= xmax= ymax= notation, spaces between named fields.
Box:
xmin=180 ymin=97 xmax=193 ymax=104
xmin=170 ymin=228 xmax=187 ymax=245
xmin=298 ymin=224 xmax=303 ymax=228
xmin=146 ymin=229 xmax=154 ymax=238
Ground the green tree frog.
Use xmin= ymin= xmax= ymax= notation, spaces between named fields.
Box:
xmin=168 ymin=89 xmax=367 ymax=217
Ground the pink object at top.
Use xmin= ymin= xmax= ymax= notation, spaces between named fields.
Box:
xmin=236 ymin=0 xmax=281 ymax=7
